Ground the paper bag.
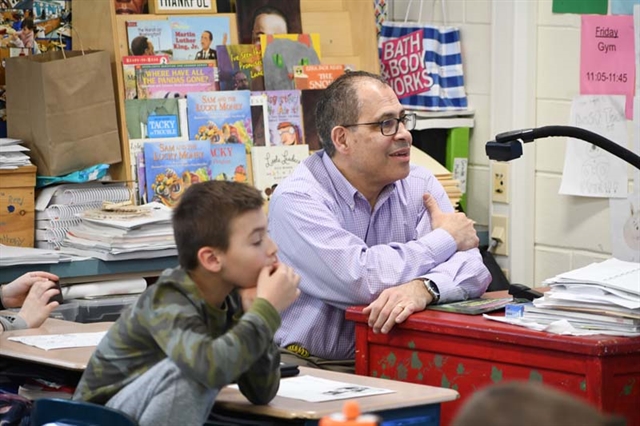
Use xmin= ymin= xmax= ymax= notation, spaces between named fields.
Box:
xmin=6 ymin=50 xmax=121 ymax=176
xmin=379 ymin=0 xmax=468 ymax=111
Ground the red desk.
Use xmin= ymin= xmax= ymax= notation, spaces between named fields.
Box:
xmin=346 ymin=306 xmax=640 ymax=426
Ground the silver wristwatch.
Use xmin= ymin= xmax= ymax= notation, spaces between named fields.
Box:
xmin=422 ymin=279 xmax=440 ymax=303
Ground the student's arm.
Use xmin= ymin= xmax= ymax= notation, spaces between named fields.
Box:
xmin=143 ymin=288 xmax=282 ymax=393
xmin=235 ymin=341 xmax=280 ymax=405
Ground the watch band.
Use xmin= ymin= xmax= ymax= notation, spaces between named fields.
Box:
xmin=422 ymin=279 xmax=440 ymax=303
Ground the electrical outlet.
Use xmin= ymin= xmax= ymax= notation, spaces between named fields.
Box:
xmin=491 ymin=215 xmax=508 ymax=256
xmin=492 ymin=162 xmax=509 ymax=203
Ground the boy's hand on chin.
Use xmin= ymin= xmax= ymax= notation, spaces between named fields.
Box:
xmin=256 ymin=263 xmax=301 ymax=313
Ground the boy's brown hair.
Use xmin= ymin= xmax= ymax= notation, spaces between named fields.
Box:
xmin=452 ymin=381 xmax=626 ymax=426
xmin=173 ymin=181 xmax=264 ymax=270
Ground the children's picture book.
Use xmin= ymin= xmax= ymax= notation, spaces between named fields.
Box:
xmin=124 ymin=98 xmax=188 ymax=141
xmin=260 ymin=33 xmax=322 ymax=90
xmin=250 ymin=93 xmax=270 ymax=147
xmin=168 ymin=16 xmax=230 ymax=61
xmin=126 ymin=20 xmax=173 ymax=57
xmin=235 ymin=0 xmax=302 ymax=45
xmin=136 ymin=63 xmax=217 ymax=99
xmin=260 ymin=90 xmax=303 ymax=146
xmin=251 ymin=145 xmax=309 ymax=200
xmin=122 ymin=55 xmax=170 ymax=100
xmin=300 ymin=90 xmax=323 ymax=151
xmin=114 ymin=0 xmax=148 ymax=15
xmin=187 ymin=91 xmax=253 ymax=152
xmin=426 ymin=297 xmax=514 ymax=315
xmin=143 ymin=140 xmax=212 ymax=207
xmin=293 ymin=64 xmax=352 ymax=90
xmin=217 ymin=44 xmax=265 ymax=91
xmin=210 ymin=143 xmax=248 ymax=183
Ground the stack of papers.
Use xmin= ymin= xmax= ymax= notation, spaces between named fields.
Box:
xmin=523 ymin=259 xmax=639 ymax=336
xmin=0 ymin=245 xmax=61 ymax=266
xmin=0 ymin=138 xmax=31 ymax=169
xmin=60 ymin=202 xmax=177 ymax=261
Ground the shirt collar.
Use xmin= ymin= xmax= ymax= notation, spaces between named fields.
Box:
xmin=319 ymin=150 xmax=398 ymax=210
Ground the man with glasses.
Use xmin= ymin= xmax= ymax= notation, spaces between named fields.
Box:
xmin=268 ymin=71 xmax=490 ymax=372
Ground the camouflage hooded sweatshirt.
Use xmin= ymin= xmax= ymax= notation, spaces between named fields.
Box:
xmin=73 ymin=267 xmax=281 ymax=405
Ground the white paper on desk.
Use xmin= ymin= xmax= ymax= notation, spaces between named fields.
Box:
xmin=8 ymin=331 xmax=107 ymax=351
xmin=559 ymin=95 xmax=629 ymax=198
xmin=229 ymin=375 xmax=395 ymax=403
xmin=483 ymin=315 xmax=640 ymax=337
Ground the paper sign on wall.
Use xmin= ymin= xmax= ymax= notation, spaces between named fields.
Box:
xmin=580 ymin=15 xmax=636 ymax=119
xmin=611 ymin=0 xmax=640 ymax=15
xmin=559 ymin=95 xmax=629 ymax=198
xmin=553 ymin=0 xmax=608 ymax=14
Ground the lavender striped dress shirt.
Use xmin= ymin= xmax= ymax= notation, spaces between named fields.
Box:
xmin=269 ymin=151 xmax=491 ymax=360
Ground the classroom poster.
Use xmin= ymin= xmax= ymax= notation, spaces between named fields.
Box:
xmin=552 ymin=0 xmax=608 ymax=14
xmin=611 ymin=0 xmax=640 ymax=15
xmin=559 ymin=95 xmax=629 ymax=198
xmin=610 ymin=189 xmax=640 ymax=262
xmin=580 ymin=15 xmax=636 ymax=119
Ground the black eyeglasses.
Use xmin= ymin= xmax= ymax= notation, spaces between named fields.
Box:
xmin=341 ymin=113 xmax=417 ymax=136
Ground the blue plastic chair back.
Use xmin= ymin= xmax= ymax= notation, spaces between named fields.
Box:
xmin=30 ymin=398 xmax=137 ymax=426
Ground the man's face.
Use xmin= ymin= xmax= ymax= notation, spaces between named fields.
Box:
xmin=279 ymin=125 xmax=297 ymax=145
xmin=340 ymin=81 xmax=412 ymax=190
xmin=201 ymin=32 xmax=212 ymax=50
xmin=217 ymin=209 xmax=278 ymax=289
xmin=115 ymin=0 xmax=146 ymax=14
xmin=234 ymin=73 xmax=249 ymax=90
xmin=146 ymin=40 xmax=154 ymax=55
xmin=252 ymin=13 xmax=287 ymax=44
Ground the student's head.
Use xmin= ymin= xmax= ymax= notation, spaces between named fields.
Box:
xmin=173 ymin=181 xmax=278 ymax=286
xmin=131 ymin=36 xmax=153 ymax=55
xmin=452 ymin=382 xmax=626 ymax=426
xmin=277 ymin=122 xmax=299 ymax=145
xmin=21 ymin=18 xmax=35 ymax=32
xmin=114 ymin=0 xmax=146 ymax=14
xmin=200 ymin=30 xmax=213 ymax=50
xmin=251 ymin=6 xmax=288 ymax=45
xmin=232 ymin=70 xmax=249 ymax=90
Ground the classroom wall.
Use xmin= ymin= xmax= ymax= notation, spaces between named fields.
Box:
xmin=533 ymin=2 xmax=636 ymax=285
xmin=393 ymin=1 xmax=636 ymax=285
xmin=392 ymin=0 xmax=493 ymax=227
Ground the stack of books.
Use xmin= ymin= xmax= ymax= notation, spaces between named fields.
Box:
xmin=410 ymin=146 xmax=463 ymax=208
xmin=523 ymin=258 xmax=640 ymax=336
xmin=60 ymin=202 xmax=176 ymax=261
xmin=35 ymin=182 xmax=132 ymax=249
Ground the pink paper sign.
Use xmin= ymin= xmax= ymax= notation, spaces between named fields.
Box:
xmin=581 ymin=15 xmax=636 ymax=118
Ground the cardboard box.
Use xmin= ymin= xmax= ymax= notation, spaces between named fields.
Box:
xmin=0 ymin=164 xmax=36 ymax=247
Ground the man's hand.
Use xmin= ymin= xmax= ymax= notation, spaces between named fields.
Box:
xmin=362 ymin=280 xmax=432 ymax=334
xmin=424 ymin=194 xmax=479 ymax=251
xmin=18 ymin=280 xmax=60 ymax=328
xmin=256 ymin=263 xmax=301 ymax=313
xmin=1 ymin=271 xmax=59 ymax=308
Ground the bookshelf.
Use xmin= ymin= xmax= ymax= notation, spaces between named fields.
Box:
xmin=72 ymin=0 xmax=380 ymax=183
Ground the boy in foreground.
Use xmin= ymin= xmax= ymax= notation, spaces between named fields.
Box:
xmin=73 ymin=181 xmax=301 ymax=426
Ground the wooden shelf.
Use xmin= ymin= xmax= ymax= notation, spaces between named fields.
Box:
xmin=72 ymin=0 xmax=380 ymax=183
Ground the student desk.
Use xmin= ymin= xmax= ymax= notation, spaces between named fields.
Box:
xmin=346 ymin=306 xmax=640 ymax=426
xmin=0 ymin=317 xmax=112 ymax=370
xmin=214 ymin=366 xmax=458 ymax=426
